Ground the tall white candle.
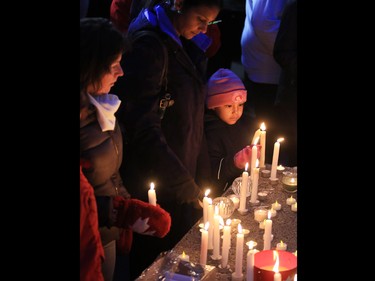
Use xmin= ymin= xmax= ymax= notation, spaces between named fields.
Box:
xmin=263 ymin=211 xmax=273 ymax=250
xmin=246 ymin=241 xmax=258 ymax=281
xmin=200 ymin=222 xmax=209 ymax=265
xmin=259 ymin=122 xmax=266 ymax=168
xmin=207 ymin=199 xmax=214 ymax=250
xmin=203 ymin=189 xmax=211 ymax=224
xmin=221 ymin=218 xmax=231 ymax=268
xmin=233 ymin=224 xmax=244 ymax=279
xmin=212 ymin=206 xmax=221 ymax=259
xmin=251 ymin=128 xmax=261 ymax=145
xmin=270 ymin=138 xmax=284 ymax=180
xmin=239 ymin=163 xmax=249 ymax=212
xmin=273 ymin=250 xmax=281 ymax=281
xmin=148 ymin=182 xmax=157 ymax=206
xmin=250 ymin=159 xmax=260 ymax=203
xmin=250 ymin=137 xmax=259 ymax=180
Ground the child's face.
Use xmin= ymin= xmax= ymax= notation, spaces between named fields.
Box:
xmin=214 ymin=103 xmax=244 ymax=125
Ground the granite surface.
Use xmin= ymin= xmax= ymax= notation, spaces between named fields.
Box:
xmin=137 ymin=165 xmax=297 ymax=280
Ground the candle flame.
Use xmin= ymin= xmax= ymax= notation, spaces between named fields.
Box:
xmin=291 ymin=178 xmax=295 ymax=184
xmin=280 ymin=240 xmax=284 ymax=246
xmin=277 ymin=137 xmax=284 ymax=143
xmin=204 ymin=189 xmax=211 ymax=197
xmin=245 ymin=162 xmax=249 ymax=171
xmin=253 ymin=136 xmax=260 ymax=145
xmin=272 ymin=250 xmax=280 ymax=273
xmin=255 ymin=159 xmax=259 ymax=168
xmin=294 ymin=250 xmax=297 ymax=256
xmin=238 ymin=223 xmax=243 ymax=234
xmin=248 ymin=240 xmax=254 ymax=250
xmin=226 ymin=219 xmax=231 ymax=226
xmin=204 ymin=221 xmax=209 ymax=230
xmin=260 ymin=122 xmax=266 ymax=131
xmin=182 ymin=251 xmax=186 ymax=257
xmin=150 ymin=182 xmax=155 ymax=190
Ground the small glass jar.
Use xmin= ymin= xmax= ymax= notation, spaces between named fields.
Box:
xmin=281 ymin=171 xmax=297 ymax=193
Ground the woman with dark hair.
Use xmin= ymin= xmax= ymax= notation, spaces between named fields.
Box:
xmin=80 ymin=18 xmax=171 ymax=281
xmin=111 ymin=0 xmax=221 ymax=278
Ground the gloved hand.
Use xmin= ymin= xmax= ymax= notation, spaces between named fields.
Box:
xmin=233 ymin=144 xmax=262 ymax=169
xmin=113 ymin=197 xmax=171 ymax=238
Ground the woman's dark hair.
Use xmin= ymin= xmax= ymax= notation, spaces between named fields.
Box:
xmin=146 ymin=0 xmax=222 ymax=11
xmin=80 ymin=17 xmax=128 ymax=94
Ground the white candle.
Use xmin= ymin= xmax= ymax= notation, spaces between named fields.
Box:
xmin=250 ymin=137 xmax=259 ymax=179
xmin=269 ymin=207 xmax=277 ymax=218
xmin=291 ymin=202 xmax=297 ymax=212
xmin=238 ymin=163 xmax=249 ymax=212
xmin=246 ymin=241 xmax=258 ymax=281
xmin=250 ymin=159 xmax=259 ymax=203
xmin=178 ymin=251 xmax=190 ymax=262
xmin=276 ymin=240 xmax=287 ymax=251
xmin=200 ymin=222 xmax=209 ymax=265
xmin=273 ymin=251 xmax=281 ymax=281
xmin=221 ymin=219 xmax=231 ymax=268
xmin=230 ymin=196 xmax=240 ymax=209
xmin=259 ymin=123 xmax=266 ymax=168
xmin=270 ymin=138 xmax=284 ymax=180
xmin=233 ymin=224 xmax=244 ymax=279
xmin=286 ymin=195 xmax=296 ymax=205
xmin=251 ymin=128 xmax=261 ymax=145
xmin=272 ymin=200 xmax=281 ymax=211
xmin=263 ymin=211 xmax=273 ymax=250
xmin=212 ymin=206 xmax=221 ymax=259
xmin=203 ymin=189 xmax=211 ymax=224
xmin=148 ymin=182 xmax=157 ymax=206
xmin=207 ymin=199 xmax=214 ymax=250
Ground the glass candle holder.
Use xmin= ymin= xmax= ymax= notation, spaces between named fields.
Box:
xmin=281 ymin=171 xmax=297 ymax=193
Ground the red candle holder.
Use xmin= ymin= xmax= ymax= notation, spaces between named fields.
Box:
xmin=254 ymin=250 xmax=297 ymax=281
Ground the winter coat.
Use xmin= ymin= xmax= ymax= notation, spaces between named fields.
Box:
xmin=80 ymin=103 xmax=130 ymax=245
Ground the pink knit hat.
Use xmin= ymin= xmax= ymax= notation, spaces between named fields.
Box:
xmin=206 ymin=68 xmax=247 ymax=109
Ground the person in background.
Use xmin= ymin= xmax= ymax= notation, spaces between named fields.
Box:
xmin=204 ymin=68 xmax=259 ymax=195
xmin=80 ymin=18 xmax=171 ymax=281
xmin=110 ymin=0 xmax=221 ymax=278
xmin=240 ymin=0 xmax=288 ymax=163
xmin=273 ymin=0 xmax=297 ymax=167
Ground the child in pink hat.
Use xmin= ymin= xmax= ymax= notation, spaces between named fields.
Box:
xmin=205 ymin=68 xmax=260 ymax=193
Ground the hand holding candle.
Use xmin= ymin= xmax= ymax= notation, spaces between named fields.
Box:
xmin=148 ymin=182 xmax=157 ymax=206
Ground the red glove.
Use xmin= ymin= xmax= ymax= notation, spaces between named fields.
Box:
xmin=233 ymin=144 xmax=262 ymax=169
xmin=113 ymin=197 xmax=171 ymax=238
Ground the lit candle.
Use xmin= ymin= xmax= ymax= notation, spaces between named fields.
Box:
xmin=246 ymin=241 xmax=258 ymax=281
xmin=271 ymin=200 xmax=281 ymax=211
xmin=276 ymin=240 xmax=287 ymax=251
xmin=178 ymin=251 xmax=190 ymax=262
xmin=221 ymin=219 xmax=231 ymax=268
xmin=270 ymin=207 xmax=277 ymax=218
xmin=263 ymin=211 xmax=273 ymax=250
xmin=286 ymin=195 xmax=296 ymax=205
xmin=200 ymin=222 xmax=209 ymax=265
xmin=251 ymin=128 xmax=261 ymax=145
xmin=203 ymin=189 xmax=211 ymax=224
xmin=291 ymin=202 xmax=297 ymax=212
xmin=250 ymin=137 xmax=259 ymax=179
xmin=207 ymin=199 xmax=214 ymax=250
xmin=212 ymin=206 xmax=222 ymax=260
xmin=254 ymin=208 xmax=268 ymax=222
xmin=276 ymin=165 xmax=285 ymax=173
xmin=229 ymin=196 xmax=240 ymax=209
xmin=270 ymin=138 xmax=284 ymax=180
xmin=238 ymin=163 xmax=249 ymax=212
xmin=148 ymin=182 xmax=157 ymax=206
xmin=273 ymin=250 xmax=282 ymax=281
xmin=250 ymin=159 xmax=260 ymax=204
xmin=259 ymin=122 xmax=266 ymax=168
xmin=232 ymin=224 xmax=244 ymax=279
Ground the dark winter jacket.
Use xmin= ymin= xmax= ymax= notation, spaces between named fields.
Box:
xmin=204 ymin=110 xmax=256 ymax=194
xmin=112 ymin=4 xmax=212 ymax=205
xmin=80 ymin=103 xmax=130 ymax=245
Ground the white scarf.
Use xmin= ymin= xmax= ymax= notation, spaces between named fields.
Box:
xmin=88 ymin=93 xmax=121 ymax=132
